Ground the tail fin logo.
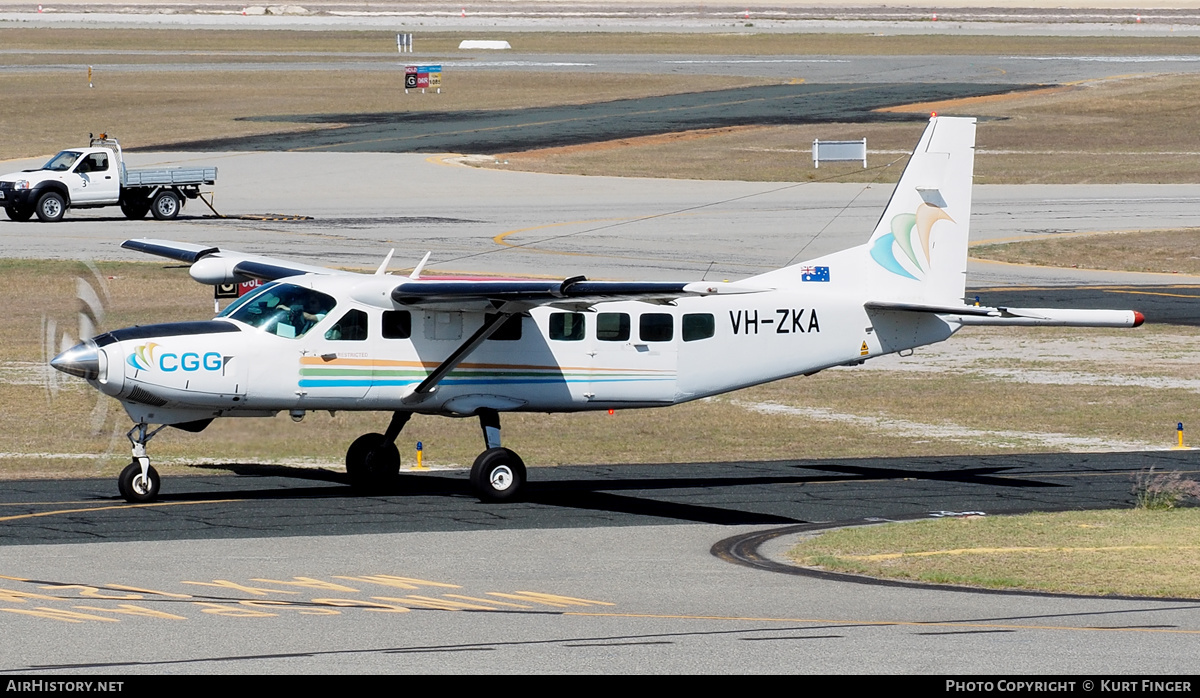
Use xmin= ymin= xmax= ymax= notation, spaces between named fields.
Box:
xmin=870 ymin=203 xmax=953 ymax=280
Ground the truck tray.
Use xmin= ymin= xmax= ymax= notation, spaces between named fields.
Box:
xmin=123 ymin=167 xmax=217 ymax=187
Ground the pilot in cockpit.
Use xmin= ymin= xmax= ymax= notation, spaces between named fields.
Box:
xmin=277 ymin=294 xmax=328 ymax=335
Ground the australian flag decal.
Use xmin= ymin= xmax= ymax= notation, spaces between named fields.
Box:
xmin=801 ymin=266 xmax=830 ymax=282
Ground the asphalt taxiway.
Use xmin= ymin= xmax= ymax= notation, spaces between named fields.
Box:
xmin=2 ymin=450 xmax=1200 ymax=674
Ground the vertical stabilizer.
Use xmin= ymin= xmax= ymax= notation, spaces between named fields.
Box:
xmin=866 ymin=116 xmax=975 ymax=305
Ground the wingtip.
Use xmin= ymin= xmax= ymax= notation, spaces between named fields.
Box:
xmin=1133 ymin=311 xmax=1145 ymax=327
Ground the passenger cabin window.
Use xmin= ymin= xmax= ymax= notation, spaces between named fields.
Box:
xmin=639 ymin=313 xmax=674 ymax=342
xmin=383 ymin=310 xmax=412 ymax=339
xmin=326 ymin=309 xmax=368 ymax=341
xmin=549 ymin=312 xmax=585 ymax=341
xmin=682 ymin=313 xmax=715 ymax=342
xmin=487 ymin=314 xmax=523 ymax=341
xmin=219 ymin=283 xmax=335 ymax=339
xmin=596 ymin=313 xmax=630 ymax=342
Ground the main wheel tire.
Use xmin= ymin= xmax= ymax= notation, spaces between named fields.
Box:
xmin=120 ymin=199 xmax=150 ymax=219
xmin=4 ymin=205 xmax=33 ymax=222
xmin=470 ymin=447 xmax=526 ymax=502
xmin=35 ymin=192 xmax=65 ymax=222
xmin=150 ymin=190 xmax=180 ymax=220
xmin=118 ymin=461 xmax=161 ymax=503
xmin=345 ymin=433 xmax=400 ymax=491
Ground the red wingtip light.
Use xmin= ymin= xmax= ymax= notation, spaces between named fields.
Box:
xmin=930 ymin=111 xmax=938 ymax=118
xmin=608 ymin=409 xmax=615 ymax=415
xmin=1133 ymin=311 xmax=1145 ymax=327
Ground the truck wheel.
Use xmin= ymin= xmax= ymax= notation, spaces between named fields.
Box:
xmin=35 ymin=192 xmax=65 ymax=222
xmin=4 ymin=206 xmax=33 ymax=222
xmin=151 ymin=191 xmax=180 ymax=220
xmin=120 ymin=199 xmax=150 ymax=220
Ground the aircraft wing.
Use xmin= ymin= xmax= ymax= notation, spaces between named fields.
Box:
xmin=123 ymin=239 xmax=764 ymax=307
xmin=122 ymin=239 xmax=343 ymax=283
xmin=389 ymin=278 xmax=750 ymax=309
xmin=865 ymin=300 xmax=1144 ymax=328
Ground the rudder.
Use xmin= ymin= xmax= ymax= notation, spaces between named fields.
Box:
xmin=866 ymin=116 xmax=976 ymax=305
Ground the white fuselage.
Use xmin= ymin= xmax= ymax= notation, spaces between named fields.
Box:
xmin=86 ymin=276 xmax=958 ymax=425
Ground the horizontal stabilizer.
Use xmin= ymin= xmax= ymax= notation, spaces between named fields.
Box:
xmin=867 ymin=300 xmax=1144 ymax=328
xmin=865 ymin=300 xmax=994 ymax=316
xmin=956 ymin=307 xmax=1145 ymax=328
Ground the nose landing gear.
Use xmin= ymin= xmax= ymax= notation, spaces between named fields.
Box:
xmin=118 ymin=423 xmax=165 ymax=503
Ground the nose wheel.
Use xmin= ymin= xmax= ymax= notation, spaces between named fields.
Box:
xmin=119 ymin=423 xmax=166 ymax=503
xmin=118 ymin=461 xmax=161 ymax=503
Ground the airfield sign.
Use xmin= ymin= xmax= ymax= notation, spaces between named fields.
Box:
xmin=405 ymin=65 xmax=442 ymax=92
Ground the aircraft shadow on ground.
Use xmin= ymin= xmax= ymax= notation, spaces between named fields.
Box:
xmin=163 ymin=458 xmax=1072 ymax=527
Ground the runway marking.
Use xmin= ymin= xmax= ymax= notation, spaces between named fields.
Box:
xmin=563 ymin=611 xmax=1200 ymax=636
xmin=493 ymin=219 xmax=625 ymax=257
xmin=0 ymin=499 xmax=243 ymax=522
xmin=1 ymin=607 xmax=121 ymax=623
xmin=182 ymin=580 xmax=301 ymax=596
xmin=1105 ymin=289 xmax=1200 ymax=298
xmin=425 ymin=153 xmax=466 ymax=168
xmin=334 ymin=574 xmax=461 ymax=590
xmin=0 ymin=571 xmax=619 ymax=625
xmin=73 ymin=604 xmax=188 ymax=620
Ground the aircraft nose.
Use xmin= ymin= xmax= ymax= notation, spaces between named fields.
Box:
xmin=51 ymin=341 xmax=100 ymax=379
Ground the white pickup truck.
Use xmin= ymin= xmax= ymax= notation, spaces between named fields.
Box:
xmin=0 ymin=135 xmax=217 ymax=222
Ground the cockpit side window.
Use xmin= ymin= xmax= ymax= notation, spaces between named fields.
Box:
xmin=217 ymin=281 xmax=280 ymax=318
xmin=221 ymin=283 xmax=336 ymax=339
xmin=326 ymin=309 xmax=368 ymax=341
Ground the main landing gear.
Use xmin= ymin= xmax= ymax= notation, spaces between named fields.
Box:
xmin=118 ymin=423 xmax=165 ymax=503
xmin=469 ymin=409 xmax=526 ymax=502
xmin=345 ymin=408 xmax=526 ymax=502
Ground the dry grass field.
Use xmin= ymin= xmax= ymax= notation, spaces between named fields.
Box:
xmin=790 ymin=509 xmax=1200 ymax=597
xmin=972 ymin=228 xmax=1200 ymax=274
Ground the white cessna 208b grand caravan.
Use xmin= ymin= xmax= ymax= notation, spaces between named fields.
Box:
xmin=51 ymin=117 xmax=1143 ymax=503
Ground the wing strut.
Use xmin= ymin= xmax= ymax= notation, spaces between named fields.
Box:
xmin=402 ymin=311 xmax=516 ymax=404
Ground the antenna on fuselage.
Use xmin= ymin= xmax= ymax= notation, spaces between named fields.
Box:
xmin=375 ymin=249 xmax=396 ymax=276
xmin=409 ymin=251 xmax=432 ymax=280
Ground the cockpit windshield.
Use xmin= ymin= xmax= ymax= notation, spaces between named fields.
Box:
xmin=218 ymin=283 xmax=336 ymax=339
xmin=43 ymin=151 xmax=81 ymax=172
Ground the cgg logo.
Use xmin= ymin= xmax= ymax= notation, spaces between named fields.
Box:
xmin=160 ymin=352 xmax=223 ymax=372
xmin=128 ymin=344 xmax=226 ymax=373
